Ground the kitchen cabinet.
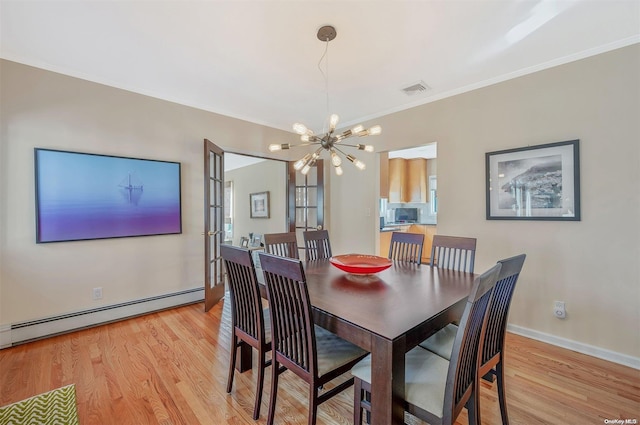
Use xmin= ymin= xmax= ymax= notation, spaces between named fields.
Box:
xmin=388 ymin=158 xmax=428 ymax=203
xmin=388 ymin=158 xmax=406 ymax=202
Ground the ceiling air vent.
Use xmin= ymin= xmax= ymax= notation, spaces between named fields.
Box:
xmin=401 ymin=81 xmax=430 ymax=96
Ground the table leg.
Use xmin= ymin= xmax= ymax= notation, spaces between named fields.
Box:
xmin=370 ymin=335 xmax=406 ymax=425
xmin=236 ymin=341 xmax=252 ymax=372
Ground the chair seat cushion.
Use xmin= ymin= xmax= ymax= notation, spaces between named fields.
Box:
xmin=418 ymin=323 xmax=457 ymax=360
xmin=351 ymin=347 xmax=449 ymax=419
xmin=314 ymin=326 xmax=368 ymax=377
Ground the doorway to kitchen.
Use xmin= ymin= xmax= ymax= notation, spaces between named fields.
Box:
xmin=378 ymin=142 xmax=437 ymax=262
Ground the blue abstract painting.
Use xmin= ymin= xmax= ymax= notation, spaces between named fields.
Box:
xmin=35 ymin=149 xmax=182 ymax=243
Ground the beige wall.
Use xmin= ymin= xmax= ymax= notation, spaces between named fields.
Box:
xmin=328 ymin=45 xmax=640 ymax=361
xmin=225 ymin=159 xmax=288 ymax=245
xmin=0 ymin=60 xmax=295 ymax=324
xmin=2 ymin=44 xmax=639 ymax=363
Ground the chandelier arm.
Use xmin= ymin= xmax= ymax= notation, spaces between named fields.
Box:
xmin=332 ymin=146 xmax=350 ymax=157
xmin=291 ymin=142 xmax=321 ymax=148
xmin=335 ymin=143 xmax=360 ymax=148
xmin=336 ymin=132 xmax=357 ymax=142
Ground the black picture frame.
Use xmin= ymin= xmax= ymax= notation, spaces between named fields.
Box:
xmin=485 ymin=140 xmax=580 ymax=221
xmin=35 ymin=148 xmax=182 ymax=242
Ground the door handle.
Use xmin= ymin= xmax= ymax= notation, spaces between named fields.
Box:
xmin=201 ymin=231 xmax=215 ymax=236
xmin=316 ymin=225 xmax=323 ymax=230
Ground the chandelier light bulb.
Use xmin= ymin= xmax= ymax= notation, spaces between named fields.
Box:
xmin=357 ymin=144 xmax=375 ymax=152
xmin=334 ymin=165 xmax=343 ymax=176
xmin=269 ymin=143 xmax=289 ymax=152
xmin=368 ymin=125 xmax=382 ymax=136
xmin=329 ymin=114 xmax=340 ymax=132
xmin=301 ymin=163 xmax=312 ymax=175
xmin=346 ymin=154 xmax=366 ymax=170
xmin=294 ymin=153 xmax=312 ymax=170
xmin=293 ymin=123 xmax=308 ymax=135
xmin=301 ymin=134 xmax=310 ymax=142
xmin=351 ymin=124 xmax=364 ymax=134
xmin=330 ymin=150 xmax=342 ymax=166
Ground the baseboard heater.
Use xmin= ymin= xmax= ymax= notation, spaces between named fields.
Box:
xmin=2 ymin=288 xmax=204 ymax=348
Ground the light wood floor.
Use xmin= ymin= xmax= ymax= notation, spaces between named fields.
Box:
xmin=1 ymin=299 xmax=638 ymax=424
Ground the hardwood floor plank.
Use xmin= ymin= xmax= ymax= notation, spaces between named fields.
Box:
xmin=1 ymin=299 xmax=638 ymax=424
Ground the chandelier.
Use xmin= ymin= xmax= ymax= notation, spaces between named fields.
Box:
xmin=268 ymin=25 xmax=381 ymax=176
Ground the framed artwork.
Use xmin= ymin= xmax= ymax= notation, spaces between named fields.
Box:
xmin=35 ymin=148 xmax=182 ymax=243
xmin=486 ymin=140 xmax=580 ymax=221
xmin=250 ymin=191 xmax=270 ymax=218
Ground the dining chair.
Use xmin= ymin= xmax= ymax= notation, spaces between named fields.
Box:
xmin=388 ymin=231 xmax=424 ymax=264
xmin=220 ymin=245 xmax=271 ymax=420
xmin=258 ymin=252 xmax=369 ymax=425
xmin=263 ymin=232 xmax=299 ymax=259
xmin=303 ymin=229 xmax=332 ymax=260
xmin=351 ymin=262 xmax=502 ymax=425
xmin=430 ymin=235 xmax=477 ymax=273
xmin=419 ymin=254 xmax=526 ymax=425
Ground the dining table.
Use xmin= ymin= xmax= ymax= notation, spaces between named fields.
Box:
xmin=246 ymin=256 xmax=476 ymax=425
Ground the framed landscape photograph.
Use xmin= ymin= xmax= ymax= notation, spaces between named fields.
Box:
xmin=485 ymin=140 xmax=580 ymax=221
xmin=250 ymin=191 xmax=270 ymax=218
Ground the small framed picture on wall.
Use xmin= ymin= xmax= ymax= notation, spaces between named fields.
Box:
xmin=250 ymin=191 xmax=270 ymax=218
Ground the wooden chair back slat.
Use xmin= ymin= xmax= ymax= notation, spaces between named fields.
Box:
xmin=388 ymin=232 xmax=424 ymax=264
xmin=431 ymin=235 xmax=477 ymax=273
xmin=303 ymin=230 xmax=333 ymax=260
xmin=264 ymin=232 xmax=300 ymax=259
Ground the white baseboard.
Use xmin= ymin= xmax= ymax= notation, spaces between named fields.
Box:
xmin=4 ymin=288 xmax=204 ymax=347
xmin=0 ymin=324 xmax=11 ymax=349
xmin=507 ymin=324 xmax=640 ymax=370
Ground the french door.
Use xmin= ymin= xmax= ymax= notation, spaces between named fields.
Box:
xmin=204 ymin=139 xmax=225 ymax=311
xmin=288 ymin=159 xmax=324 ymax=259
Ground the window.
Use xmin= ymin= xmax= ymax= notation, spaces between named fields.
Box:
xmin=429 ymin=176 xmax=437 ymax=215
xmin=224 ymin=181 xmax=233 ymax=242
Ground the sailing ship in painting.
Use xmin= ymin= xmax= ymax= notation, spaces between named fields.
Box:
xmin=118 ymin=172 xmax=144 ymax=205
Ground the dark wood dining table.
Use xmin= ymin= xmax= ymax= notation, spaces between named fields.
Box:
xmin=247 ymin=258 xmax=476 ymax=425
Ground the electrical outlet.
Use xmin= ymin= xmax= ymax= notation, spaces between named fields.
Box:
xmin=554 ymin=301 xmax=566 ymax=319
xmin=92 ymin=287 xmax=103 ymax=300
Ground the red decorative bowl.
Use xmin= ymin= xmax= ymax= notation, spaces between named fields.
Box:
xmin=329 ymin=254 xmax=392 ymax=274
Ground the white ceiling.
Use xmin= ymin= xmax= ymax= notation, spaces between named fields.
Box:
xmin=1 ymin=1 xmax=639 ymax=134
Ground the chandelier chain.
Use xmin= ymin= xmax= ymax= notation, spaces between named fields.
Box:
xmin=317 ymin=39 xmax=330 ymax=133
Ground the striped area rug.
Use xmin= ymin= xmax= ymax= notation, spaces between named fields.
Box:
xmin=0 ymin=384 xmax=79 ymax=425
